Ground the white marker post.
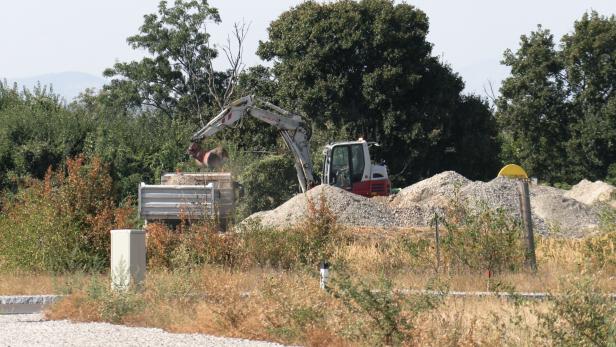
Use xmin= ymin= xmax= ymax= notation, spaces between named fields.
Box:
xmin=320 ymin=261 xmax=330 ymax=291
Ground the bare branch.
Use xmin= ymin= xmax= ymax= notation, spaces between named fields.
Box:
xmin=483 ymin=80 xmax=498 ymax=105
xmin=220 ymin=20 xmax=250 ymax=107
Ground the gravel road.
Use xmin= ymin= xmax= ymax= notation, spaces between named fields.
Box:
xmin=0 ymin=314 xmax=284 ymax=347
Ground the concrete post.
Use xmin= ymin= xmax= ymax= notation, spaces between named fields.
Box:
xmin=110 ymin=229 xmax=146 ymax=291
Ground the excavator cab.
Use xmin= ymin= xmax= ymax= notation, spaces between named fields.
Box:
xmin=322 ymin=139 xmax=390 ymax=197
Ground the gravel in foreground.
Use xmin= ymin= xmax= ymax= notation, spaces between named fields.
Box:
xmin=0 ymin=314 xmax=284 ymax=347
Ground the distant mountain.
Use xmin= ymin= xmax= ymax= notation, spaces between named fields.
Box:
xmin=5 ymin=71 xmax=107 ymax=101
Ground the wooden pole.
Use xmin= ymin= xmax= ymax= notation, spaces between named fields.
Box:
xmin=517 ymin=179 xmax=537 ymax=272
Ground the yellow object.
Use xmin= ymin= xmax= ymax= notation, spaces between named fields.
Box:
xmin=498 ymin=164 xmax=528 ymax=179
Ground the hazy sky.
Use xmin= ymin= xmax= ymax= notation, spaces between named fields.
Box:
xmin=0 ymin=0 xmax=614 ymax=96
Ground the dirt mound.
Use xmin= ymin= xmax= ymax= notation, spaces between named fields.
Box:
xmin=248 ymin=184 xmax=402 ymax=229
xmin=460 ymin=178 xmax=599 ymax=234
xmin=247 ymin=172 xmax=602 ymax=235
xmin=564 ymin=179 xmax=616 ymax=205
xmin=532 ymin=185 xmax=599 ymax=234
xmin=391 ymin=171 xmax=470 ymax=209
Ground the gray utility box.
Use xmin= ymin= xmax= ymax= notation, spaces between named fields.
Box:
xmin=111 ymin=229 xmax=146 ymax=291
xmin=138 ymin=172 xmax=237 ymax=226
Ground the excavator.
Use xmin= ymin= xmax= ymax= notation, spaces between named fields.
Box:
xmin=189 ymin=95 xmax=390 ymax=197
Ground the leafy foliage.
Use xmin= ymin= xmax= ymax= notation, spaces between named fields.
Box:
xmin=238 ymin=155 xmax=297 ymax=217
xmin=0 ymin=82 xmax=93 ymax=190
xmin=145 ymin=192 xmax=341 ymax=270
xmin=103 ymin=0 xmax=223 ymax=121
xmin=442 ymin=193 xmax=525 ymax=275
xmin=331 ymin=270 xmax=443 ymax=346
xmin=258 ymin=0 xmax=500 ymax=184
xmin=497 ymin=12 xmax=616 ymax=184
xmin=0 ymin=156 xmax=134 ymax=271
xmin=538 ymin=277 xmax=616 ymax=346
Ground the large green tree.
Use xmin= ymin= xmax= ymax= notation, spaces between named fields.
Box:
xmin=497 ymin=12 xmax=616 ymax=183
xmin=257 ymin=0 xmax=499 ymax=184
xmin=562 ymin=12 xmax=616 ymax=181
xmin=496 ymin=26 xmax=570 ymax=183
xmin=103 ymin=0 xmax=241 ymax=123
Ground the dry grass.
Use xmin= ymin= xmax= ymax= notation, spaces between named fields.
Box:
xmin=45 ymin=264 xmax=594 ymax=346
xmin=43 ymin=227 xmax=615 ymax=345
xmin=19 ymin=213 xmax=616 ymax=345
xmin=334 ymin=231 xmax=615 ymax=293
xmin=0 ymin=272 xmax=104 ymax=295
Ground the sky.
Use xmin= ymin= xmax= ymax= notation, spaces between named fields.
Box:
xmin=0 ymin=0 xmax=614 ymax=98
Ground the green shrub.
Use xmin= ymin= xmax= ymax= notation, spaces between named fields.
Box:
xmin=331 ymin=269 xmax=443 ymax=346
xmin=146 ymin=192 xmax=341 ymax=271
xmin=442 ymin=197 xmax=525 ymax=275
xmin=538 ymin=277 xmax=616 ymax=346
xmin=0 ymin=156 xmax=134 ymax=272
xmin=237 ymin=155 xmax=297 ymax=218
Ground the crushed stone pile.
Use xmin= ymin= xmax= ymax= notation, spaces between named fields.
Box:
xmin=391 ymin=171 xmax=470 ymax=209
xmin=247 ymin=171 xmax=604 ymax=235
xmin=564 ymin=179 xmax=616 ymax=206
xmin=249 ymin=185 xmax=402 ymax=229
xmin=532 ymin=184 xmax=600 ymax=234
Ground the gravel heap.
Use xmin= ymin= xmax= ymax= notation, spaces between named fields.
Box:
xmin=247 ymin=171 xmax=603 ymax=235
xmin=391 ymin=171 xmax=470 ymax=209
xmin=532 ymin=184 xmax=600 ymax=234
xmin=0 ymin=313 xmax=283 ymax=347
xmin=564 ymin=179 xmax=616 ymax=206
xmin=249 ymin=184 xmax=402 ymax=229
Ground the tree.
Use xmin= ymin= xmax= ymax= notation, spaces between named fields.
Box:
xmin=497 ymin=12 xmax=616 ymax=183
xmin=103 ymin=0 xmax=247 ymax=123
xmin=257 ymin=0 xmax=498 ymax=184
xmin=562 ymin=12 xmax=616 ymax=181
xmin=496 ymin=26 xmax=570 ymax=183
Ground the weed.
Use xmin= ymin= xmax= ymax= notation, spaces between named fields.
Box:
xmin=442 ymin=198 xmax=525 ymax=275
xmin=538 ymin=276 xmax=616 ymax=346
xmin=331 ymin=267 xmax=443 ymax=346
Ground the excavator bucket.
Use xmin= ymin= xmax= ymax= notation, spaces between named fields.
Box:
xmin=187 ymin=143 xmax=228 ymax=169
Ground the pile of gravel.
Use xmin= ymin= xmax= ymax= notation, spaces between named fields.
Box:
xmin=249 ymin=184 xmax=403 ymax=229
xmin=391 ymin=171 xmax=470 ymax=209
xmin=532 ymin=184 xmax=600 ymax=234
xmin=564 ymin=179 xmax=616 ymax=206
xmin=0 ymin=313 xmax=283 ymax=347
xmin=247 ymin=172 xmax=603 ymax=235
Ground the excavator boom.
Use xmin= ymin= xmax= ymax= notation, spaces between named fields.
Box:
xmin=190 ymin=96 xmax=315 ymax=192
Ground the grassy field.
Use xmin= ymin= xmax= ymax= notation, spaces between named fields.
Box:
xmin=36 ymin=228 xmax=614 ymax=346
xmin=2 ymin=198 xmax=614 ymax=346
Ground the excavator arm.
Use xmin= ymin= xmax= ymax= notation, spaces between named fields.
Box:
xmin=190 ymin=95 xmax=316 ymax=193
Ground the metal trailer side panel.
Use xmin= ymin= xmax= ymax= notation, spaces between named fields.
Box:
xmin=139 ymin=183 xmax=218 ymax=221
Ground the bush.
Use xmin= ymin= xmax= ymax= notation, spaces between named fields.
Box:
xmin=331 ymin=269 xmax=444 ymax=346
xmin=0 ymin=156 xmax=134 ymax=272
xmin=442 ymin=196 xmax=525 ymax=275
xmin=145 ymin=192 xmax=341 ymax=271
xmin=538 ymin=277 xmax=616 ymax=346
xmin=237 ymin=155 xmax=298 ymax=218
xmin=146 ymin=220 xmax=238 ymax=270
xmin=582 ymin=231 xmax=616 ymax=273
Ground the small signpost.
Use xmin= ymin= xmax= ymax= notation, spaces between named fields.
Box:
xmin=498 ymin=164 xmax=537 ymax=272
